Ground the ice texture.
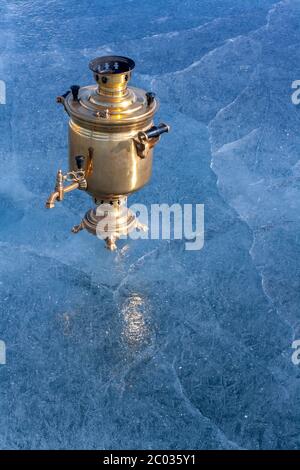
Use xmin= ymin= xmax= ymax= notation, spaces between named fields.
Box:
xmin=0 ymin=0 xmax=300 ymax=449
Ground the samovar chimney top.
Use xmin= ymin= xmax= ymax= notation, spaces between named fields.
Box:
xmin=89 ymin=56 xmax=135 ymax=98
xmin=89 ymin=55 xmax=135 ymax=75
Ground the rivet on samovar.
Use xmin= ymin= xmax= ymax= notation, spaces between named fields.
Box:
xmin=46 ymin=56 xmax=170 ymax=250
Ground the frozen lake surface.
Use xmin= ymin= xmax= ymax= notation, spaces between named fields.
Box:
xmin=0 ymin=0 xmax=300 ymax=449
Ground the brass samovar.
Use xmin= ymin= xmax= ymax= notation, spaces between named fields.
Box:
xmin=46 ymin=56 xmax=169 ymax=250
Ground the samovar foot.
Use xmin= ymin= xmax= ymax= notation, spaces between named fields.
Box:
xmin=105 ymin=236 xmax=118 ymax=251
xmin=135 ymin=220 xmax=148 ymax=232
xmin=72 ymin=221 xmax=84 ymax=234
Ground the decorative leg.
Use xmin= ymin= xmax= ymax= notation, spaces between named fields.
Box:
xmin=105 ymin=236 xmax=118 ymax=251
xmin=136 ymin=221 xmax=148 ymax=232
xmin=72 ymin=221 xmax=84 ymax=234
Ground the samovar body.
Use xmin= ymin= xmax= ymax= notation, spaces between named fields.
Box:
xmin=46 ymin=56 xmax=169 ymax=250
xmin=68 ymin=107 xmax=153 ymax=199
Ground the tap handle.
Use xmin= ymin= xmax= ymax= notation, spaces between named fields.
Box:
xmin=75 ymin=155 xmax=85 ymax=170
xmin=70 ymin=85 xmax=80 ymax=102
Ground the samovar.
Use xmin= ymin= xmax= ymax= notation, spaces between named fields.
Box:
xmin=46 ymin=56 xmax=170 ymax=250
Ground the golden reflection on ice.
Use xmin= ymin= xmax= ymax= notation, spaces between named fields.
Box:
xmin=121 ymin=293 xmax=150 ymax=348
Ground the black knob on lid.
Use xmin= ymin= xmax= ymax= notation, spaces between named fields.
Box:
xmin=70 ymin=85 xmax=80 ymax=102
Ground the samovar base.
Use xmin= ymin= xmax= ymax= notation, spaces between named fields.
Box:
xmin=71 ymin=197 xmax=147 ymax=251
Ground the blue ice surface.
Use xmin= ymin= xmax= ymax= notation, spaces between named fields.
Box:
xmin=0 ymin=0 xmax=300 ymax=450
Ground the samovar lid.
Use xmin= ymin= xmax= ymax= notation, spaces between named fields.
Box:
xmin=63 ymin=56 xmax=158 ymax=131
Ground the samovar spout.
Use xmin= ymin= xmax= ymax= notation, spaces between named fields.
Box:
xmin=46 ymin=190 xmax=60 ymax=209
xmin=45 ymin=159 xmax=87 ymax=209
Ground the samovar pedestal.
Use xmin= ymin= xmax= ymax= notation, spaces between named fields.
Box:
xmin=72 ymin=197 xmax=147 ymax=251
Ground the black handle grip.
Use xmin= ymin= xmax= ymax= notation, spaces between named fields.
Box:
xmin=145 ymin=123 xmax=170 ymax=140
xmin=62 ymin=90 xmax=70 ymax=99
xmin=70 ymin=85 xmax=80 ymax=102
xmin=56 ymin=90 xmax=70 ymax=103
xmin=75 ymin=155 xmax=85 ymax=170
